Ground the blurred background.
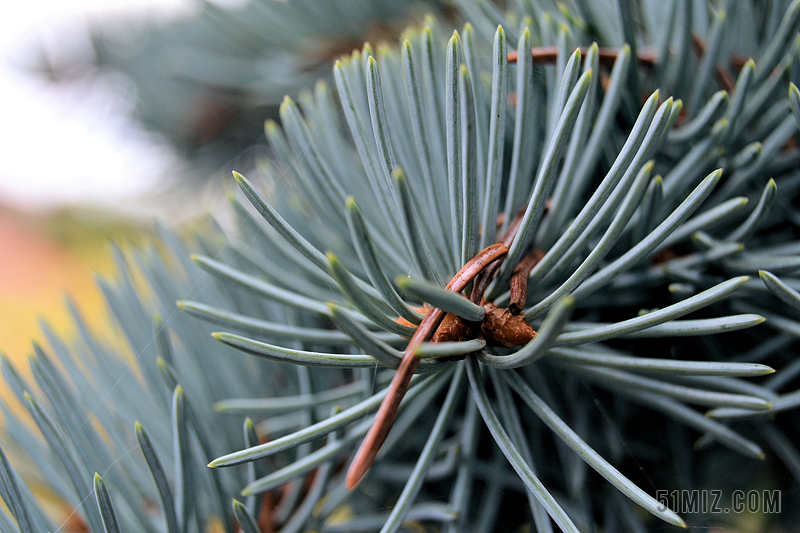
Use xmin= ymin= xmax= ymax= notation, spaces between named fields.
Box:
xmin=0 ymin=0 xmax=443 ymax=368
xmin=0 ymin=0 xmax=191 ymax=367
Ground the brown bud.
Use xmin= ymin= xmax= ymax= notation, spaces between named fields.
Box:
xmin=481 ymin=304 xmax=537 ymax=347
xmin=431 ymin=313 xmax=480 ymax=344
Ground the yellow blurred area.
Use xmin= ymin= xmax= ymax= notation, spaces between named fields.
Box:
xmin=0 ymin=203 xmax=151 ymax=530
xmin=0 ymin=202 xmax=146 ymax=378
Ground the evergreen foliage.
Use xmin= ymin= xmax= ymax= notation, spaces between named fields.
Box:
xmin=4 ymin=0 xmax=800 ymax=531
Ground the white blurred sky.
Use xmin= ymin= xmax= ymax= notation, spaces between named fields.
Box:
xmin=0 ymin=0 xmax=194 ymax=214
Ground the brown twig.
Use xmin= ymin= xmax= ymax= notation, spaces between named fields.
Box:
xmin=445 ymin=243 xmax=509 ymax=291
xmin=509 ymin=41 xmax=739 ymax=92
xmin=346 ymin=243 xmax=509 ymax=489
xmin=507 ymin=46 xmax=657 ymax=68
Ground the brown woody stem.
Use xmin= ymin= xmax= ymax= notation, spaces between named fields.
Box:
xmin=346 ymin=243 xmax=509 ymax=489
xmin=510 ymin=40 xmax=738 ymax=92
xmin=507 ymin=47 xmax=657 ymax=68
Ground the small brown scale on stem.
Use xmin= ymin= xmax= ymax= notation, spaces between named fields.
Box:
xmin=481 ymin=304 xmax=538 ymax=347
xmin=346 ymin=211 xmax=549 ymax=489
xmin=430 ymin=312 xmax=479 ymax=344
